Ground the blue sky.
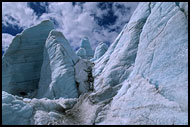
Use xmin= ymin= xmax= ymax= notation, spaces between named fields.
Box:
xmin=2 ymin=2 xmax=138 ymax=52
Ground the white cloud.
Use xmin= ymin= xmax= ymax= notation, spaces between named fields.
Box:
xmin=2 ymin=2 xmax=139 ymax=50
xmin=42 ymin=2 xmax=138 ymax=49
xmin=2 ymin=33 xmax=14 ymax=52
xmin=39 ymin=2 xmax=101 ymax=49
xmin=2 ymin=2 xmax=39 ymax=29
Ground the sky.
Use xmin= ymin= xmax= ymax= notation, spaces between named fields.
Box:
xmin=2 ymin=2 xmax=138 ymax=52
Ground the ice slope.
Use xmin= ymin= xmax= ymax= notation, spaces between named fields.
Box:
xmin=94 ymin=2 xmax=188 ymax=125
xmin=37 ymin=30 xmax=93 ymax=99
xmin=93 ymin=2 xmax=151 ymax=92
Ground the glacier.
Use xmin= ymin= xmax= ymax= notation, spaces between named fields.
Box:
xmin=2 ymin=2 xmax=188 ymax=125
xmin=79 ymin=37 xmax=94 ymax=59
xmin=2 ymin=20 xmax=54 ymax=97
xmin=90 ymin=42 xmax=108 ymax=62
xmin=76 ymin=48 xmax=87 ymax=59
xmin=37 ymin=30 xmax=79 ymax=99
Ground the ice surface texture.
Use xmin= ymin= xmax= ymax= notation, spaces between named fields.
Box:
xmin=2 ymin=2 xmax=188 ymax=125
xmin=76 ymin=48 xmax=87 ymax=59
xmin=94 ymin=2 xmax=188 ymax=125
xmin=80 ymin=37 xmax=94 ymax=59
xmin=91 ymin=42 xmax=108 ymax=62
xmin=37 ymin=30 xmax=79 ymax=99
xmin=2 ymin=20 xmax=54 ymax=97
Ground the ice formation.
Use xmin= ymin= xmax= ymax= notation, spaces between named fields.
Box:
xmin=76 ymin=48 xmax=87 ymax=59
xmin=80 ymin=37 xmax=94 ymax=59
xmin=2 ymin=20 xmax=54 ymax=97
xmin=91 ymin=42 xmax=108 ymax=62
xmin=37 ymin=30 xmax=80 ymax=99
xmin=2 ymin=2 xmax=188 ymax=125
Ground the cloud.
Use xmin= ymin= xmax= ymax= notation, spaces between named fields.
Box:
xmin=42 ymin=2 xmax=138 ymax=49
xmin=2 ymin=2 xmax=39 ymax=29
xmin=2 ymin=33 xmax=14 ymax=52
xmin=2 ymin=2 xmax=139 ymax=50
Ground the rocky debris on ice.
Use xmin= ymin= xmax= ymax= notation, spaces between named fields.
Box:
xmin=2 ymin=20 xmax=54 ymax=98
xmin=79 ymin=37 xmax=94 ymax=59
xmin=55 ymin=93 xmax=105 ymax=125
xmin=74 ymin=59 xmax=94 ymax=95
xmin=76 ymin=48 xmax=87 ymax=59
xmin=30 ymin=97 xmax=78 ymax=125
xmin=91 ymin=42 xmax=108 ymax=62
